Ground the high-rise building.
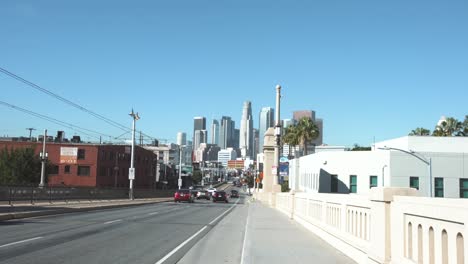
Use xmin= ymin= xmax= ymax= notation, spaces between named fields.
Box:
xmin=194 ymin=130 xmax=207 ymax=151
xmin=193 ymin=117 xmax=206 ymax=133
xmin=217 ymin=148 xmax=237 ymax=167
xmin=219 ymin=116 xmax=235 ymax=149
xmin=177 ymin=132 xmax=186 ymax=146
xmin=239 ymin=101 xmax=254 ymax=159
xmin=253 ymin=128 xmax=259 ymax=159
xmin=233 ymin=128 xmax=240 ymax=149
xmin=258 ymin=107 xmax=274 ymax=153
xmin=210 ymin=119 xmax=219 ymax=146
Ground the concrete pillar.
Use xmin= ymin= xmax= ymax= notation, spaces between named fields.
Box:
xmin=262 ymin=127 xmax=281 ymax=205
xmin=367 ymin=187 xmax=418 ymax=264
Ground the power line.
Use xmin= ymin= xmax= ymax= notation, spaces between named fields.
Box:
xmin=0 ymin=101 xmax=114 ymax=140
xmin=0 ymin=66 xmax=162 ymax=143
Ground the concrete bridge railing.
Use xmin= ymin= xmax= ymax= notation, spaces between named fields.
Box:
xmin=257 ymin=187 xmax=468 ymax=264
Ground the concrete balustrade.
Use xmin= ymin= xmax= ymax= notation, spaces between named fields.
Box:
xmin=257 ymin=187 xmax=468 ymax=264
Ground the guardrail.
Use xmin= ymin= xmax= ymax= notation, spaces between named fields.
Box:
xmin=0 ymin=185 xmax=175 ymax=205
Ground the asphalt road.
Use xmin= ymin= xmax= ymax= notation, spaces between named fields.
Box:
xmin=0 ymin=187 xmax=244 ymax=264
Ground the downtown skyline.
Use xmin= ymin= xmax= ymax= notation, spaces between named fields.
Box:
xmin=1 ymin=1 xmax=467 ymax=147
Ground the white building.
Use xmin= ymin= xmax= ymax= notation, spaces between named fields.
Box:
xmin=289 ymin=136 xmax=468 ymax=198
xmin=218 ymin=148 xmax=237 ymax=167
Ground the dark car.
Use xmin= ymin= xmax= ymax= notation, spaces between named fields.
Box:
xmin=230 ymin=189 xmax=239 ymax=198
xmin=212 ymin=191 xmax=228 ymax=203
xmin=174 ymin=189 xmax=194 ymax=203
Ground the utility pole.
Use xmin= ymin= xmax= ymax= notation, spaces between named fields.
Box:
xmin=26 ymin=128 xmax=36 ymax=141
xmin=129 ymin=109 xmax=140 ymax=200
xmin=39 ymin=129 xmax=47 ymax=188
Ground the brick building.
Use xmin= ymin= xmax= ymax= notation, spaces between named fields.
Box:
xmin=0 ymin=141 xmax=157 ymax=188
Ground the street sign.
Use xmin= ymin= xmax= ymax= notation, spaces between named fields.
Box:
xmin=128 ymin=168 xmax=135 ymax=180
xmin=178 ymin=179 xmax=182 ymax=187
xmin=271 ymin=166 xmax=277 ymax=175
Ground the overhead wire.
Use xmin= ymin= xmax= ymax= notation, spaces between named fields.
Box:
xmin=0 ymin=100 xmax=113 ymax=141
xmin=0 ymin=67 xmax=161 ymax=144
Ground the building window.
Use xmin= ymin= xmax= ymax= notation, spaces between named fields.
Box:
xmin=331 ymin=174 xmax=338 ymax=193
xmin=370 ymin=175 xmax=378 ymax=188
xmin=49 ymin=165 xmax=59 ymax=175
xmin=460 ymin=179 xmax=468 ymax=198
xmin=410 ymin=177 xmax=419 ymax=190
xmin=99 ymin=167 xmax=106 ymax=177
xmin=77 ymin=166 xmax=90 ymax=176
xmin=434 ymin=177 xmax=444 ymax=197
xmin=64 ymin=165 xmax=70 ymax=174
xmin=78 ymin=149 xmax=86 ymax=160
xmin=349 ymin=175 xmax=357 ymax=193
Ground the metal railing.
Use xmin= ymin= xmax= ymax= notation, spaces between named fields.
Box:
xmin=0 ymin=185 xmax=175 ymax=205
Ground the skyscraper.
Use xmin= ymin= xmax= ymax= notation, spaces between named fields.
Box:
xmin=219 ymin=116 xmax=235 ymax=149
xmin=193 ymin=116 xmax=207 ymax=151
xmin=177 ymin=132 xmax=186 ymax=146
xmin=239 ymin=101 xmax=254 ymax=159
xmin=258 ymin=107 xmax=274 ymax=154
xmin=210 ymin=119 xmax=219 ymax=146
xmin=194 ymin=130 xmax=207 ymax=151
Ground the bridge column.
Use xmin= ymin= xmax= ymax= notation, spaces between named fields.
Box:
xmin=368 ymin=187 xmax=418 ymax=264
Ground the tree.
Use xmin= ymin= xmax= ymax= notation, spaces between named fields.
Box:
xmin=192 ymin=170 xmax=202 ymax=184
xmin=433 ymin=117 xmax=462 ymax=137
xmin=460 ymin=115 xmax=468 ymax=136
xmin=409 ymin=127 xmax=431 ymax=136
xmin=0 ymin=147 xmax=42 ymax=185
xmin=350 ymin=144 xmax=371 ymax=151
xmin=282 ymin=125 xmax=299 ymax=157
xmin=295 ymin=117 xmax=320 ymax=155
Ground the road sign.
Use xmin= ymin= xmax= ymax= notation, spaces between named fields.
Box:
xmin=271 ymin=166 xmax=277 ymax=175
xmin=178 ymin=179 xmax=182 ymax=187
xmin=128 ymin=168 xmax=135 ymax=180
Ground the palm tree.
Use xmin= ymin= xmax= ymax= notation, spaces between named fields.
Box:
xmin=409 ymin=127 xmax=431 ymax=136
xmin=460 ymin=115 xmax=468 ymax=136
xmin=295 ymin=117 xmax=319 ymax=155
xmin=433 ymin=117 xmax=462 ymax=136
xmin=282 ymin=125 xmax=299 ymax=158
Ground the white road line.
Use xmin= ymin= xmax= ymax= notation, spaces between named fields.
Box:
xmin=148 ymin=212 xmax=159 ymax=216
xmin=240 ymin=201 xmax=251 ymax=264
xmin=155 ymin=198 xmax=239 ymax=264
xmin=0 ymin=237 xmax=43 ymax=249
xmin=154 ymin=226 xmax=208 ymax=264
xmin=103 ymin=219 xmax=122 ymax=225
xmin=208 ymin=198 xmax=239 ymax=225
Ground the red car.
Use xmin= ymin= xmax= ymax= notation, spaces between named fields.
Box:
xmin=174 ymin=189 xmax=194 ymax=203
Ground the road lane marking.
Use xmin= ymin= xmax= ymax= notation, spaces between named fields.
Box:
xmin=240 ymin=201 xmax=251 ymax=264
xmin=154 ymin=226 xmax=208 ymax=264
xmin=0 ymin=237 xmax=43 ymax=248
xmin=148 ymin=212 xmax=159 ymax=216
xmin=155 ymin=198 xmax=239 ymax=264
xmin=103 ymin=219 xmax=122 ymax=225
xmin=208 ymin=198 xmax=239 ymax=225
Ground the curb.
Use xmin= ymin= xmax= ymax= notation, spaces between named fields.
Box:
xmin=0 ymin=198 xmax=173 ymax=221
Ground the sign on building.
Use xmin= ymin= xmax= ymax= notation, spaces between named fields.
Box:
xmin=60 ymin=147 xmax=78 ymax=164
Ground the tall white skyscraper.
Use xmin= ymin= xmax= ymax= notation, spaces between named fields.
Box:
xmin=258 ymin=107 xmax=274 ymax=154
xmin=239 ymin=101 xmax=254 ymax=159
xmin=210 ymin=119 xmax=219 ymax=146
xmin=177 ymin=132 xmax=186 ymax=146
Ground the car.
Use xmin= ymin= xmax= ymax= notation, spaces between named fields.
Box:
xmin=207 ymin=187 xmax=217 ymax=196
xmin=212 ymin=191 xmax=228 ymax=203
xmin=230 ymin=189 xmax=239 ymax=198
xmin=196 ymin=190 xmax=210 ymax=200
xmin=174 ymin=189 xmax=194 ymax=203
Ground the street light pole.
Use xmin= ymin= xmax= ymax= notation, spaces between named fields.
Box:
xmin=274 ymin=85 xmax=282 ymax=185
xmin=129 ymin=109 xmax=140 ymax=200
xmin=379 ymin=146 xmax=432 ymax=197
xmin=178 ymin=145 xmax=185 ymax=190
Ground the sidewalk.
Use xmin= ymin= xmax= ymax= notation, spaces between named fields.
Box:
xmin=242 ymin=199 xmax=356 ymax=264
xmin=0 ymin=197 xmax=173 ymax=221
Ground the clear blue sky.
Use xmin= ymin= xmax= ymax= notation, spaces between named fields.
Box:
xmin=1 ymin=0 xmax=467 ymax=147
